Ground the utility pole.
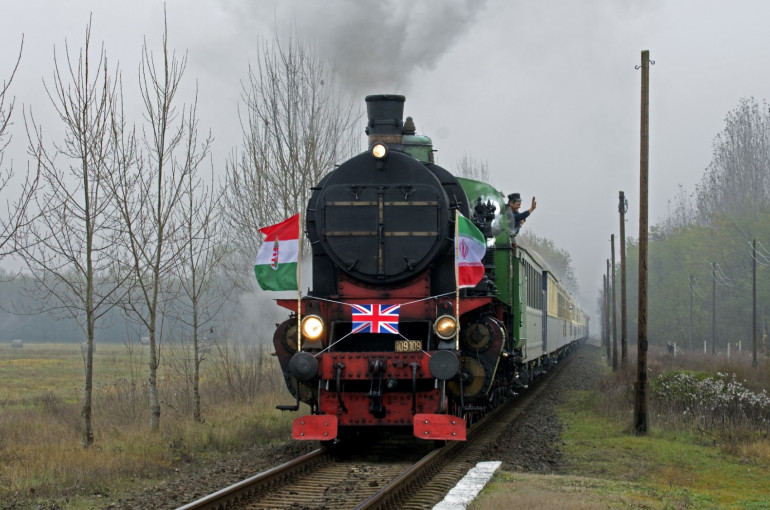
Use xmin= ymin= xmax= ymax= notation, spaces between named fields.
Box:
xmin=602 ymin=274 xmax=607 ymax=353
xmin=689 ymin=274 xmax=694 ymax=351
xmin=753 ymin=239 xmax=758 ymax=369
xmin=634 ymin=50 xmax=650 ymax=436
xmin=619 ymin=191 xmax=628 ymax=367
xmin=712 ymin=261 xmax=716 ymax=355
xmin=606 ymin=260 xmax=612 ymax=363
xmin=611 ymin=234 xmax=618 ymax=371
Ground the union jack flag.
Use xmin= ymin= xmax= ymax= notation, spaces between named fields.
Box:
xmin=351 ymin=304 xmax=400 ymax=334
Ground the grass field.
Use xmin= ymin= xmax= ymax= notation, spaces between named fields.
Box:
xmin=0 ymin=340 xmax=296 ymax=509
xmin=3 ymin=341 xmax=769 ymax=509
xmin=0 ymin=342 xmax=134 ymax=405
xmin=470 ymin=347 xmax=770 ymax=510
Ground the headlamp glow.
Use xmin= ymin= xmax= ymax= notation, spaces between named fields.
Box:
xmin=301 ymin=315 xmax=326 ymax=341
xmin=434 ymin=315 xmax=458 ymax=340
xmin=371 ymin=143 xmax=388 ymax=159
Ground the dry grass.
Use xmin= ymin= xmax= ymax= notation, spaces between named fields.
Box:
xmin=0 ymin=341 xmax=296 ymax=506
xmin=738 ymin=438 xmax=770 ymax=462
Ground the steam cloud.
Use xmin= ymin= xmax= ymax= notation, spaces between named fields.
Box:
xmin=223 ymin=0 xmax=489 ymax=95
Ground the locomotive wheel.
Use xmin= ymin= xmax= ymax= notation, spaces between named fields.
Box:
xmin=281 ymin=320 xmax=299 ymax=352
xmin=516 ymin=364 xmax=531 ymax=387
xmin=462 ymin=322 xmax=491 ymax=351
xmin=447 ymin=357 xmax=487 ymax=398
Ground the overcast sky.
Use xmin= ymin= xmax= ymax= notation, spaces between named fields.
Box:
xmin=3 ymin=0 xmax=770 ymax=315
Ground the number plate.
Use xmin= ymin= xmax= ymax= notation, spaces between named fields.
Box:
xmin=395 ymin=340 xmax=422 ymax=352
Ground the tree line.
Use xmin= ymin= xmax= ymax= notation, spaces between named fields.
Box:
xmin=606 ymin=97 xmax=770 ymax=354
xmin=0 ymin=13 xmax=358 ymax=446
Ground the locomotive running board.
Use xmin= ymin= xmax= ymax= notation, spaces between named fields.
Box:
xmin=292 ymin=415 xmax=338 ymax=440
xmin=413 ymin=414 xmax=466 ymax=441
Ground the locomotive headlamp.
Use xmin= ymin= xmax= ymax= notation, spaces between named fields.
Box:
xmin=301 ymin=315 xmax=326 ymax=341
xmin=434 ymin=315 xmax=458 ymax=340
xmin=371 ymin=143 xmax=388 ymax=159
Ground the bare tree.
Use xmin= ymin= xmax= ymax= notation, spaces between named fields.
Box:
xmin=223 ymin=31 xmax=359 ymax=270
xmin=20 ymin=20 xmax=129 ymax=446
xmin=455 ymin=151 xmax=490 ymax=182
xmin=660 ymin=184 xmax=698 ymax=233
xmin=696 ymin=97 xmax=770 ymax=222
xmin=106 ymin=12 xmax=204 ymax=432
xmin=518 ymin=230 xmax=580 ymax=297
xmin=0 ymin=36 xmax=40 ymax=260
xmin=168 ymin=100 xmax=228 ymax=422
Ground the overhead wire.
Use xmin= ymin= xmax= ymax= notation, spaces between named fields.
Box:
xmin=689 ymin=275 xmax=706 ymax=298
xmin=755 ymin=239 xmax=770 ymax=257
xmin=749 ymin=241 xmax=770 ymax=265
xmin=711 ymin=262 xmax=737 ymax=287
xmin=749 ymin=250 xmax=770 ymax=266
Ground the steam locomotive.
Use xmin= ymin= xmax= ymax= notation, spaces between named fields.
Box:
xmin=272 ymin=94 xmax=588 ymax=442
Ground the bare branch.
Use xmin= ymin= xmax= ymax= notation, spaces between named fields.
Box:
xmin=0 ymin=35 xmax=41 ymax=258
xmin=455 ymin=152 xmax=490 ymax=182
xmin=106 ymin=8 xmax=207 ymax=431
xmin=696 ymin=97 xmax=770 ymax=223
xmin=223 ymin=30 xmax=360 ymax=276
xmin=17 ymin=16 xmax=130 ymax=446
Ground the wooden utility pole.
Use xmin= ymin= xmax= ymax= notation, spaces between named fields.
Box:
xmin=604 ymin=259 xmax=612 ymax=364
xmin=619 ymin=191 xmax=628 ymax=367
xmin=634 ymin=50 xmax=650 ymax=436
xmin=611 ymin=234 xmax=618 ymax=371
xmin=712 ymin=261 xmax=716 ymax=355
xmin=602 ymin=274 xmax=608 ymax=354
xmin=689 ymin=274 xmax=694 ymax=351
xmin=753 ymin=239 xmax=758 ymax=369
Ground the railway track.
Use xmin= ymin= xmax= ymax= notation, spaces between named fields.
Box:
xmin=177 ymin=346 xmax=579 ymax=510
xmin=175 ymin=439 xmax=434 ymax=510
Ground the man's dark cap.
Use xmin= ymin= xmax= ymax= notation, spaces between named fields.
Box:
xmin=508 ymin=193 xmax=521 ymax=203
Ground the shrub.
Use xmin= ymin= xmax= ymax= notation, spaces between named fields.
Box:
xmin=650 ymin=370 xmax=770 ymax=441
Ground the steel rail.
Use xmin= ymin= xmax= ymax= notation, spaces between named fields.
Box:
xmin=355 ymin=342 xmax=584 ymax=509
xmin=178 ymin=340 xmax=585 ymax=510
xmin=175 ymin=448 xmax=327 ymax=510
xmin=354 ymin=389 xmax=520 ymax=509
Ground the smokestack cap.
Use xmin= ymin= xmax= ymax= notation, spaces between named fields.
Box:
xmin=365 ymin=94 xmax=406 ymax=136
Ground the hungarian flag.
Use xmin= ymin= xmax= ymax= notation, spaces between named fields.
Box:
xmin=351 ymin=304 xmax=400 ymax=334
xmin=457 ymin=213 xmax=486 ymax=288
xmin=254 ymin=214 xmax=300 ymax=291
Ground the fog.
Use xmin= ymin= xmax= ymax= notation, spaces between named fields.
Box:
xmin=3 ymin=0 xmax=770 ymax=318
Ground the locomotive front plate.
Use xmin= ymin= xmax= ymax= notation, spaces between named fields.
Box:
xmin=395 ymin=339 xmax=422 ymax=352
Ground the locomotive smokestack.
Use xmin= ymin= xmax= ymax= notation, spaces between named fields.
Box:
xmin=365 ymin=94 xmax=405 ymax=148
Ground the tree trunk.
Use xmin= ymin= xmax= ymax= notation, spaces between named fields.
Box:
xmin=149 ymin=330 xmax=161 ymax=432
xmin=81 ymin=318 xmax=95 ymax=446
xmin=193 ymin=338 xmax=201 ymax=423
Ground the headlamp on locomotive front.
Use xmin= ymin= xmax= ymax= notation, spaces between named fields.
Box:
xmin=371 ymin=142 xmax=388 ymax=159
xmin=434 ymin=315 xmax=458 ymax=340
xmin=301 ymin=315 xmax=326 ymax=342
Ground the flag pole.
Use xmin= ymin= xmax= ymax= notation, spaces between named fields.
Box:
xmin=297 ymin=211 xmax=302 ymax=352
xmin=455 ymin=209 xmax=460 ymax=350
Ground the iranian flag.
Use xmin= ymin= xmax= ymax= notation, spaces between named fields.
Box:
xmin=254 ymin=214 xmax=300 ymax=291
xmin=457 ymin=213 xmax=486 ymax=288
